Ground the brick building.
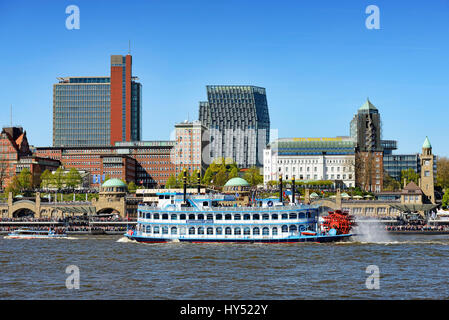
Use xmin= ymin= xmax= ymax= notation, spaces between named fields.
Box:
xmin=35 ymin=141 xmax=176 ymax=188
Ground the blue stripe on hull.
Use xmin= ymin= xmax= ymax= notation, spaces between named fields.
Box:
xmin=125 ymin=234 xmax=352 ymax=243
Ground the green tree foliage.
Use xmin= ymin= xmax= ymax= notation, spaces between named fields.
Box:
xmin=65 ymin=168 xmax=82 ymax=188
xmin=40 ymin=169 xmax=52 ymax=188
xmin=437 ymin=157 xmax=449 ymax=189
xmin=165 ymin=175 xmax=178 ymax=188
xmin=401 ymin=168 xmax=419 ymax=185
xmin=201 ymin=158 xmax=241 ymax=187
xmin=17 ymin=168 xmax=33 ymax=191
xmin=383 ymin=171 xmax=401 ymax=191
xmin=244 ymin=167 xmax=263 ymax=187
xmin=53 ymin=167 xmax=66 ymax=190
xmin=127 ymin=181 xmax=137 ymax=193
xmin=442 ymin=190 xmax=449 ymax=209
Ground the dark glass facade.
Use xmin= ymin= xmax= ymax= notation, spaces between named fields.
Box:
xmin=199 ymin=85 xmax=270 ymax=167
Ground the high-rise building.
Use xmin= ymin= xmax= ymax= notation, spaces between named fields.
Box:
xmin=199 ymin=85 xmax=270 ymax=168
xmin=350 ymin=99 xmax=382 ymax=152
xmin=172 ymin=120 xmax=208 ymax=176
xmin=53 ymin=54 xmax=141 ymax=147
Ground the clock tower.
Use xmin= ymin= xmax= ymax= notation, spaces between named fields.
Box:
xmin=420 ymin=136 xmax=435 ymax=204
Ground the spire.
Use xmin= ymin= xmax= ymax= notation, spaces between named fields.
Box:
xmin=359 ymin=98 xmax=378 ymax=112
xmin=422 ymin=136 xmax=432 ymax=149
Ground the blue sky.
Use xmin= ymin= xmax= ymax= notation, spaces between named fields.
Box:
xmin=1 ymin=0 xmax=448 ymax=156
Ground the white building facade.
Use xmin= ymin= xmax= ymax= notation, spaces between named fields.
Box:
xmin=264 ymin=138 xmax=356 ymax=188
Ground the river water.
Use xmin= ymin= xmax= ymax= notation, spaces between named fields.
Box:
xmin=1 ymin=231 xmax=449 ymax=300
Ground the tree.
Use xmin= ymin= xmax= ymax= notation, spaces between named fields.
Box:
xmin=437 ymin=157 xmax=449 ymax=189
xmin=66 ymin=168 xmax=82 ymax=189
xmin=165 ymin=175 xmax=178 ymax=189
xmin=401 ymin=168 xmax=419 ymax=186
xmin=229 ymin=167 xmax=239 ymax=179
xmin=383 ymin=171 xmax=401 ymax=191
xmin=442 ymin=190 xmax=449 ymax=209
xmin=127 ymin=181 xmax=137 ymax=193
xmin=40 ymin=169 xmax=52 ymax=189
xmin=17 ymin=168 xmax=32 ymax=191
xmin=244 ymin=167 xmax=263 ymax=187
xmin=214 ymin=167 xmax=228 ymax=187
xmin=53 ymin=167 xmax=66 ymax=190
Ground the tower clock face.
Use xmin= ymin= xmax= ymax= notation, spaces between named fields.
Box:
xmin=425 ymin=160 xmax=430 ymax=166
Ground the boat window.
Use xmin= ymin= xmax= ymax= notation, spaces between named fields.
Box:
xmin=180 ymin=227 xmax=186 ymax=235
xmin=189 ymin=227 xmax=195 ymax=235
xmin=153 ymin=213 xmax=160 ymax=220
xmin=289 ymin=225 xmax=297 ymax=232
xmin=164 ymin=195 xmax=170 ymax=199
xmin=171 ymin=227 xmax=177 ymax=235
xmin=282 ymin=225 xmax=288 ymax=232
xmin=234 ymin=214 xmax=241 ymax=220
xmin=203 ymin=201 xmax=209 ymax=207
xmin=262 ymin=227 xmax=269 ymax=235
xmin=234 ymin=227 xmax=241 ymax=235
xmin=207 ymin=214 xmax=213 ymax=220
xmin=272 ymin=227 xmax=278 ymax=236
xmin=180 ymin=214 xmax=186 ymax=220
xmin=262 ymin=214 xmax=269 ymax=220
xmin=188 ymin=214 xmax=195 ymax=220
xmin=171 ymin=214 xmax=177 ymax=220
xmin=271 ymin=213 xmax=278 ymax=220
xmin=146 ymin=226 xmax=151 ymax=233
xmin=298 ymin=212 xmax=305 ymax=219
xmin=281 ymin=213 xmax=288 ymax=220
xmin=198 ymin=214 xmax=205 ymax=220
xmin=216 ymin=227 xmax=223 ymax=235
xmin=153 ymin=226 xmax=160 ymax=234
xmin=198 ymin=227 xmax=204 ymax=235
xmin=225 ymin=214 xmax=232 ymax=220
xmin=162 ymin=226 xmax=168 ymax=234
xmin=244 ymin=227 xmax=250 ymax=235
xmin=289 ymin=212 xmax=297 ymax=219
xmin=243 ymin=214 xmax=251 ymax=220
xmin=216 ymin=214 xmax=223 ymax=220
xmin=159 ymin=195 xmax=164 ymax=199
xmin=145 ymin=213 xmax=151 ymax=219
xmin=253 ymin=214 xmax=260 ymax=220
xmin=207 ymin=227 xmax=213 ymax=235
xmin=225 ymin=227 xmax=232 ymax=235
xmin=162 ymin=214 xmax=169 ymax=220
xmin=253 ymin=227 xmax=260 ymax=235
xmin=212 ymin=201 xmax=219 ymax=207
xmin=306 ymin=212 xmax=310 ymax=218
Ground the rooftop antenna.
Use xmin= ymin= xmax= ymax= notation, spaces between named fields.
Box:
xmin=128 ymin=40 xmax=131 ymax=55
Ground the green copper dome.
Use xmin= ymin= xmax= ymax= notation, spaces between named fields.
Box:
xmin=102 ymin=178 xmax=127 ymax=188
xmin=422 ymin=136 xmax=432 ymax=149
xmin=224 ymin=177 xmax=250 ymax=187
xmin=359 ymin=98 xmax=378 ymax=112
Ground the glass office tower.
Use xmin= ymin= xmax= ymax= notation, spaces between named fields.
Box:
xmin=199 ymin=85 xmax=270 ymax=168
xmin=53 ymin=77 xmax=111 ymax=147
xmin=53 ymin=55 xmax=142 ymax=147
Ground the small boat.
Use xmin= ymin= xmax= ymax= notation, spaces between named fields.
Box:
xmin=5 ymin=228 xmax=68 ymax=239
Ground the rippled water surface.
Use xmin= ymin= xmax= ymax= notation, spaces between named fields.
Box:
xmin=1 ymin=234 xmax=449 ymax=299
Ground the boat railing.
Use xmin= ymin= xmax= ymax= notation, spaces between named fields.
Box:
xmin=138 ymin=204 xmax=318 ymax=212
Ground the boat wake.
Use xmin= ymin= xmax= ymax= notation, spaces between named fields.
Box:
xmin=116 ymin=236 xmax=136 ymax=243
xmin=351 ymin=218 xmax=394 ymax=243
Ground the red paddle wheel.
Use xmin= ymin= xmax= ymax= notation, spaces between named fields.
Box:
xmin=321 ymin=210 xmax=356 ymax=235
